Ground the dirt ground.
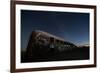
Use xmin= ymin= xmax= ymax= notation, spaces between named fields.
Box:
xmin=21 ymin=47 xmax=89 ymax=63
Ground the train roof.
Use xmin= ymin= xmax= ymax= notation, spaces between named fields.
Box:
xmin=33 ymin=30 xmax=64 ymax=41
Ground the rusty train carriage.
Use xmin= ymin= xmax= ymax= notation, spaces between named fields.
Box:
xmin=26 ymin=30 xmax=77 ymax=59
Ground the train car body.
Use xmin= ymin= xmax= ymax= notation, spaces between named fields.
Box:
xmin=26 ymin=30 xmax=77 ymax=59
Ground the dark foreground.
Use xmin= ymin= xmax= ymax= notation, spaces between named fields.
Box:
xmin=21 ymin=47 xmax=89 ymax=63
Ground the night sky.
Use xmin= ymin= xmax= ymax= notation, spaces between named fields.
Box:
xmin=21 ymin=10 xmax=89 ymax=51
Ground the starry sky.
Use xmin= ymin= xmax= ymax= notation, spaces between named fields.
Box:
xmin=21 ymin=10 xmax=89 ymax=51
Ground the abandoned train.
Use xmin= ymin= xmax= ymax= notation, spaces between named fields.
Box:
xmin=26 ymin=30 xmax=77 ymax=58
